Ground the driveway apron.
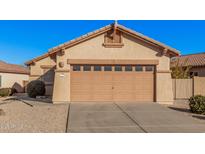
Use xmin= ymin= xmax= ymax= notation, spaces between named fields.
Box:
xmin=67 ymin=102 xmax=145 ymax=133
xmin=116 ymin=102 xmax=205 ymax=133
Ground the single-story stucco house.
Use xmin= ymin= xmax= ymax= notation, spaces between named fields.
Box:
xmin=171 ymin=52 xmax=205 ymax=77
xmin=0 ymin=61 xmax=29 ymax=92
xmin=25 ymin=22 xmax=180 ymax=104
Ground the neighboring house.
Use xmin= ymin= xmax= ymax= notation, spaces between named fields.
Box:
xmin=0 ymin=61 xmax=29 ymax=92
xmin=171 ymin=52 xmax=205 ymax=77
xmin=25 ymin=22 xmax=180 ymax=104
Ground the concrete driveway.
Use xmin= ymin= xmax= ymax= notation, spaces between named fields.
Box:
xmin=67 ymin=102 xmax=205 ymax=133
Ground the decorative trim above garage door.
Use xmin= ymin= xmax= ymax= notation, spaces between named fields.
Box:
xmin=67 ymin=59 xmax=159 ymax=65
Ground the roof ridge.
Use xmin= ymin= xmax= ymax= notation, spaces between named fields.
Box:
xmin=171 ymin=52 xmax=205 ymax=68
xmin=0 ymin=60 xmax=25 ymax=66
xmin=49 ymin=23 xmax=113 ymax=52
xmin=117 ymin=24 xmax=180 ymax=54
xmin=25 ymin=22 xmax=180 ymax=65
xmin=0 ymin=60 xmax=7 ymax=64
xmin=0 ymin=60 xmax=29 ymax=74
xmin=9 ymin=63 xmax=27 ymax=68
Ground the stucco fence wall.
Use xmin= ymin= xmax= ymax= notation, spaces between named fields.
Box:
xmin=173 ymin=77 xmax=205 ymax=99
xmin=0 ymin=73 xmax=29 ymax=92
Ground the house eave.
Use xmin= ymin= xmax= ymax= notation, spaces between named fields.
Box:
xmin=25 ymin=23 xmax=180 ymax=66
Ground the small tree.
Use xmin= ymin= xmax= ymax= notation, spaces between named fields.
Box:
xmin=171 ymin=58 xmax=191 ymax=79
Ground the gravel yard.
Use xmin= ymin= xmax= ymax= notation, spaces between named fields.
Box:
xmin=0 ymin=98 xmax=69 ymax=133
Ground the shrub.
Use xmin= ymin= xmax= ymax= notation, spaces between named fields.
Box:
xmin=0 ymin=88 xmax=16 ymax=97
xmin=27 ymin=80 xmax=45 ymax=98
xmin=189 ymin=95 xmax=205 ymax=114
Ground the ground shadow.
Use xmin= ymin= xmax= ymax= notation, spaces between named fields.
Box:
xmin=3 ymin=94 xmax=52 ymax=104
xmin=19 ymin=95 xmax=52 ymax=104
xmin=192 ymin=115 xmax=205 ymax=120
xmin=168 ymin=106 xmax=191 ymax=113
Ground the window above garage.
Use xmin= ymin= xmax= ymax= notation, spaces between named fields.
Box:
xmin=73 ymin=65 xmax=81 ymax=71
xmin=83 ymin=65 xmax=92 ymax=71
xmin=104 ymin=66 xmax=112 ymax=71
xmin=135 ymin=66 xmax=143 ymax=72
xmin=115 ymin=65 xmax=122 ymax=71
xmin=94 ymin=66 xmax=102 ymax=71
xmin=125 ymin=65 xmax=132 ymax=71
xmin=145 ymin=66 xmax=154 ymax=72
xmin=71 ymin=65 xmax=155 ymax=73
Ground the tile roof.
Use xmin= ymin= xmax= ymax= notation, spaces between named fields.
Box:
xmin=0 ymin=61 xmax=29 ymax=74
xmin=25 ymin=22 xmax=180 ymax=65
xmin=171 ymin=52 xmax=205 ymax=67
xmin=116 ymin=24 xmax=180 ymax=55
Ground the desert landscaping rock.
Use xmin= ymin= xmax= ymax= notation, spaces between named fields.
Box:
xmin=0 ymin=100 xmax=69 ymax=132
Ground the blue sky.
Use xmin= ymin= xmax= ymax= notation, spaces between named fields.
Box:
xmin=0 ymin=20 xmax=205 ymax=65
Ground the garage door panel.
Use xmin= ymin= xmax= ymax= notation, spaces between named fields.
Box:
xmin=112 ymin=72 xmax=154 ymax=102
xmin=134 ymin=73 xmax=154 ymax=101
xmin=71 ymin=65 xmax=155 ymax=102
xmin=71 ymin=71 xmax=113 ymax=101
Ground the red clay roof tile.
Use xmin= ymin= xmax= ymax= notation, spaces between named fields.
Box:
xmin=0 ymin=61 xmax=29 ymax=74
xmin=171 ymin=52 xmax=205 ymax=67
xmin=25 ymin=23 xmax=180 ymax=65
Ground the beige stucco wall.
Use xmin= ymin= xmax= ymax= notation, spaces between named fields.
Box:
xmin=29 ymin=56 xmax=56 ymax=96
xmin=0 ymin=72 xmax=29 ymax=92
xmin=51 ymin=33 xmax=174 ymax=104
xmin=194 ymin=77 xmax=205 ymax=96
xmin=30 ymin=56 xmax=56 ymax=77
xmin=156 ymin=73 xmax=173 ymax=104
xmin=52 ymin=71 xmax=70 ymax=102
xmin=63 ymin=34 xmax=170 ymax=70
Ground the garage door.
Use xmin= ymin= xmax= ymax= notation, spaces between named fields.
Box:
xmin=70 ymin=65 xmax=155 ymax=102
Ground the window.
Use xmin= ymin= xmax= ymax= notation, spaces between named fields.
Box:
xmin=83 ymin=65 xmax=91 ymax=71
xmin=125 ymin=65 xmax=132 ymax=71
xmin=115 ymin=65 xmax=122 ymax=71
xmin=94 ymin=66 xmax=102 ymax=71
xmin=135 ymin=66 xmax=143 ymax=71
xmin=73 ymin=65 xmax=81 ymax=71
xmin=145 ymin=66 xmax=154 ymax=72
xmin=104 ymin=66 xmax=112 ymax=71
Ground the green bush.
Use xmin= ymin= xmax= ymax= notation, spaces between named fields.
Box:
xmin=27 ymin=80 xmax=45 ymax=98
xmin=189 ymin=95 xmax=205 ymax=114
xmin=0 ymin=88 xmax=16 ymax=97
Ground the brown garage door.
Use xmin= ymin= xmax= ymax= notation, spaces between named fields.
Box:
xmin=70 ymin=65 xmax=155 ymax=102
